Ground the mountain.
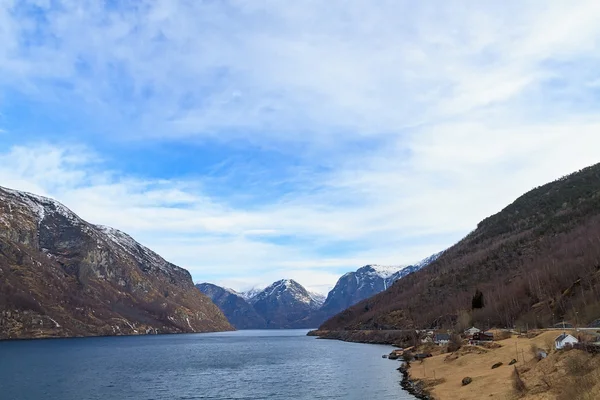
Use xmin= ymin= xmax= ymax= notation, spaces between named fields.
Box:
xmin=196 ymin=283 xmax=267 ymax=329
xmin=197 ymin=256 xmax=438 ymax=329
xmin=252 ymin=279 xmax=323 ymax=328
xmin=197 ymin=279 xmax=324 ymax=329
xmin=320 ymin=163 xmax=600 ymax=332
xmin=0 ymin=186 xmax=233 ymax=339
xmin=319 ymin=265 xmax=403 ymax=318
xmin=319 ymin=254 xmax=441 ymax=320
xmin=240 ymin=287 xmax=265 ymax=302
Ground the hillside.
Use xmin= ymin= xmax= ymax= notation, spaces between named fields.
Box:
xmin=251 ymin=279 xmax=323 ymax=328
xmin=196 ymin=283 xmax=267 ymax=329
xmin=320 ymin=163 xmax=600 ymax=332
xmin=0 ymin=186 xmax=233 ymax=339
xmin=406 ymin=330 xmax=600 ymax=400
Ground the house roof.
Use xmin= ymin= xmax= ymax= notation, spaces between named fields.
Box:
xmin=556 ymin=333 xmax=576 ymax=342
xmin=435 ymin=333 xmax=451 ymax=341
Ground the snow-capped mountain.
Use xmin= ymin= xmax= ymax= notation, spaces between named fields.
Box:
xmin=252 ymin=279 xmax=324 ymax=310
xmin=195 ymin=253 xmax=443 ymax=330
xmin=0 ymin=186 xmax=232 ymax=339
xmin=239 ymin=287 xmax=265 ymax=303
xmin=197 ymin=279 xmax=326 ymax=329
xmin=319 ymin=254 xmax=442 ymax=319
xmin=251 ymin=279 xmax=322 ymax=328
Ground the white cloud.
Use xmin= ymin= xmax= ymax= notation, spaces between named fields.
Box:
xmin=1 ymin=2 xmax=600 ymax=293
xmin=1 ymin=1 xmax=599 ymax=143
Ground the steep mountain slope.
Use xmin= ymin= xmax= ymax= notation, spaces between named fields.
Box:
xmin=321 ymin=163 xmax=600 ymax=332
xmin=319 ymin=265 xmax=403 ymax=318
xmin=252 ymin=279 xmax=322 ymax=328
xmin=196 ymin=283 xmax=267 ymax=329
xmin=320 ymin=254 xmax=441 ymax=320
xmin=0 ymin=186 xmax=233 ymax=339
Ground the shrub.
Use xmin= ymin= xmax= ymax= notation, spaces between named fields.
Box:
xmin=448 ymin=334 xmax=462 ymax=352
xmin=512 ymin=367 xmax=526 ymax=393
xmin=565 ymin=352 xmax=588 ymax=376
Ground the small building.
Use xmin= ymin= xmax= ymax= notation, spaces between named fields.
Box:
xmin=464 ymin=326 xmax=481 ymax=337
xmin=555 ymin=333 xmax=578 ymax=350
xmin=434 ymin=333 xmax=451 ymax=346
xmin=472 ymin=332 xmax=494 ymax=342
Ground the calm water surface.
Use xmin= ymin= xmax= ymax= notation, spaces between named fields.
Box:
xmin=0 ymin=329 xmax=416 ymax=400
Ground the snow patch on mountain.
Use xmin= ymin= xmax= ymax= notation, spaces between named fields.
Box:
xmin=309 ymin=291 xmax=326 ymax=307
xmin=365 ymin=264 xmax=405 ymax=279
xmin=0 ymin=187 xmax=82 ymax=225
xmin=240 ymin=287 xmax=264 ymax=303
xmin=252 ymin=279 xmax=322 ymax=309
xmin=96 ymin=225 xmax=171 ymax=273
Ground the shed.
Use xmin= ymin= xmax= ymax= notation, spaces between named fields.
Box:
xmin=472 ymin=332 xmax=494 ymax=342
xmin=555 ymin=333 xmax=578 ymax=350
xmin=464 ymin=327 xmax=481 ymax=337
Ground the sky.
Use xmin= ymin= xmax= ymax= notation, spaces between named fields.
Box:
xmin=1 ymin=1 xmax=600 ymax=294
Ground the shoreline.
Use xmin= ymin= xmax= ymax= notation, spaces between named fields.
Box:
xmin=309 ymin=329 xmax=434 ymax=399
xmin=0 ymin=328 xmax=237 ymax=343
xmin=307 ymin=329 xmax=414 ymax=346
xmin=398 ymin=364 xmax=434 ymax=400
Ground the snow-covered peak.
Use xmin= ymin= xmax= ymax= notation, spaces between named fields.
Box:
xmin=252 ymin=279 xmax=321 ymax=308
xmin=240 ymin=286 xmax=265 ymax=302
xmin=363 ymin=264 xmax=405 ymax=279
xmin=413 ymin=251 xmax=443 ymax=269
xmin=0 ymin=186 xmax=83 ymax=225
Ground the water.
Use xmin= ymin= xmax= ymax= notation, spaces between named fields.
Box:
xmin=0 ymin=330 xmax=415 ymax=400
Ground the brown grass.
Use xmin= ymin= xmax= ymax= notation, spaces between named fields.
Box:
xmin=407 ymin=330 xmax=600 ymax=400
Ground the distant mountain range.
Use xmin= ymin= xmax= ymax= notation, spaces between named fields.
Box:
xmin=197 ymin=253 xmax=440 ymax=329
xmin=0 ymin=186 xmax=233 ymax=339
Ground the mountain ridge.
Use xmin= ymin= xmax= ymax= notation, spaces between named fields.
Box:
xmin=198 ymin=253 xmax=439 ymax=329
xmin=0 ymin=186 xmax=233 ymax=339
xmin=319 ymin=163 xmax=600 ymax=332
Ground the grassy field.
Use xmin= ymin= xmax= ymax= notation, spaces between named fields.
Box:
xmin=406 ymin=330 xmax=600 ymax=400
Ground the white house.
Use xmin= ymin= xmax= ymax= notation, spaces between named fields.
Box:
xmin=434 ymin=333 xmax=451 ymax=346
xmin=464 ymin=327 xmax=481 ymax=337
xmin=555 ymin=333 xmax=578 ymax=350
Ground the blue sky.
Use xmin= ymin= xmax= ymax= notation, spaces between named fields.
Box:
xmin=1 ymin=1 xmax=600 ymax=293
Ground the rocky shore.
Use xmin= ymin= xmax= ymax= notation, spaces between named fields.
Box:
xmin=398 ymin=364 xmax=433 ymax=400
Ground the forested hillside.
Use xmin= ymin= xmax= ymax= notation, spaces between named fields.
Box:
xmin=321 ymin=163 xmax=600 ymax=331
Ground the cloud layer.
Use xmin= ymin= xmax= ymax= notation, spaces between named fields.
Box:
xmin=1 ymin=1 xmax=599 ymax=292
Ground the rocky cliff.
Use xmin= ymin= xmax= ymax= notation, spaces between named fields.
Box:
xmin=0 ymin=186 xmax=233 ymax=339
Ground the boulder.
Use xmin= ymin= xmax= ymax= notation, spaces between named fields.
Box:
xmin=462 ymin=377 xmax=473 ymax=386
xmin=509 ymin=359 xmax=517 ymax=365
xmin=491 ymin=362 xmax=503 ymax=369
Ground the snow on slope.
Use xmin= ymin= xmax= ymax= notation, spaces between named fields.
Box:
xmin=252 ymin=279 xmax=322 ymax=309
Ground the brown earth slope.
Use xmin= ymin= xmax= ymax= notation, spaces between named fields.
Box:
xmin=0 ymin=186 xmax=233 ymax=339
xmin=321 ymin=163 xmax=600 ymax=331
xmin=407 ymin=330 xmax=600 ymax=400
